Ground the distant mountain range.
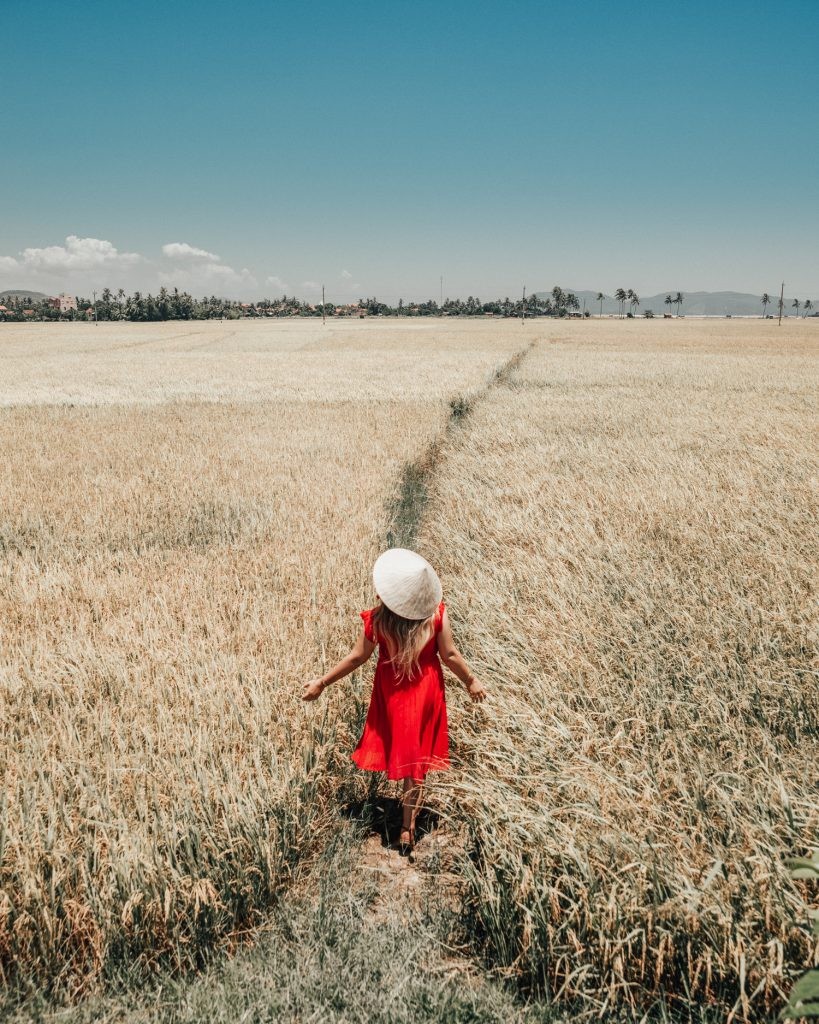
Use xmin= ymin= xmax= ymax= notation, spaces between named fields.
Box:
xmin=0 ymin=289 xmax=49 ymax=302
xmin=535 ymin=290 xmax=811 ymax=317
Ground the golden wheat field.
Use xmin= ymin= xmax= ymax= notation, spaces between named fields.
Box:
xmin=0 ymin=317 xmax=817 ymax=1019
xmin=422 ymin=321 xmax=819 ymax=1018
xmin=0 ymin=318 xmax=525 ymax=994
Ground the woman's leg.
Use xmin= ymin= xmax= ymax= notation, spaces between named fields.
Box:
xmin=401 ymin=777 xmax=424 ymax=838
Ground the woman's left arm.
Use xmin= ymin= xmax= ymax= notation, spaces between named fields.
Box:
xmin=302 ymin=628 xmax=376 ymax=701
xmin=437 ymin=609 xmax=487 ymax=702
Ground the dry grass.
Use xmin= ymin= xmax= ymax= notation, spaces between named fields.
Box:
xmin=423 ymin=319 xmax=819 ymax=1019
xmin=0 ymin=318 xmax=524 ymax=405
xmin=0 ymin=319 xmax=525 ymax=994
xmin=2 ymin=317 xmax=816 ymax=1019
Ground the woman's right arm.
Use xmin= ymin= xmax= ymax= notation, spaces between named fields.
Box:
xmin=302 ymin=628 xmax=376 ymax=701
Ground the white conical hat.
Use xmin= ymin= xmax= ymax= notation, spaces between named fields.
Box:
xmin=373 ymin=548 xmax=442 ymax=621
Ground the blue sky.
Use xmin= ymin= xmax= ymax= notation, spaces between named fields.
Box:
xmin=2 ymin=0 xmax=817 ymax=301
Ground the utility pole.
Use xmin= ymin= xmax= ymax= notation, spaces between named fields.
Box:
xmin=440 ymin=275 xmax=443 ymax=312
xmin=322 ymin=285 xmax=325 ymax=326
xmin=778 ymin=281 xmax=785 ymax=326
xmin=93 ymin=290 xmax=98 ymax=326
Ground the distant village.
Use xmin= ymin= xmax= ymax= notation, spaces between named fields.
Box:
xmin=0 ymin=291 xmax=387 ymax=322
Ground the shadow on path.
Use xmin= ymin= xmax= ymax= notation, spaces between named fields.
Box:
xmin=342 ymin=796 xmax=441 ymax=850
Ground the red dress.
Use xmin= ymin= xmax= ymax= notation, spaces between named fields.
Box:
xmin=351 ymin=602 xmax=450 ymax=780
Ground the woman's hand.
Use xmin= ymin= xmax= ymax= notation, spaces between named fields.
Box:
xmin=466 ymin=678 xmax=487 ymax=702
xmin=302 ymin=678 xmax=326 ymax=702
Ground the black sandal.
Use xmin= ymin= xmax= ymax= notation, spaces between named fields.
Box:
xmin=398 ymin=827 xmax=415 ymax=857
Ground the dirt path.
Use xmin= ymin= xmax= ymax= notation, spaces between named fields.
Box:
xmin=356 ymin=802 xmax=465 ymax=923
xmin=386 ymin=341 xmax=535 ymax=550
xmin=355 ymin=340 xmax=537 ymax=917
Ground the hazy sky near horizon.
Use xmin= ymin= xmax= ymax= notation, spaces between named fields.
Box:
xmin=2 ymin=0 xmax=818 ymax=301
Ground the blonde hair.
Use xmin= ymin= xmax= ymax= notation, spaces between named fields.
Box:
xmin=371 ymin=599 xmax=434 ymax=682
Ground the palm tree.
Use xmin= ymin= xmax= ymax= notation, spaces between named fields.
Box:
xmin=158 ymin=285 xmax=170 ymax=320
xmin=674 ymin=292 xmax=684 ymax=316
xmin=792 ymin=298 xmax=801 ymax=318
xmin=665 ymin=294 xmax=673 ymax=316
xmin=761 ymin=293 xmax=770 ymax=318
xmin=630 ymin=292 xmax=640 ymax=316
xmin=596 ymin=292 xmax=605 ymax=317
xmin=804 ymin=299 xmax=813 ymax=318
xmin=128 ymin=291 xmax=144 ymax=321
xmin=614 ymin=288 xmax=627 ymax=318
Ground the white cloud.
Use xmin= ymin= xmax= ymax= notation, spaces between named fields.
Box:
xmin=20 ymin=235 xmax=142 ymax=271
xmin=157 ymin=242 xmax=257 ymax=297
xmin=223 ymin=265 xmax=256 ymax=286
xmin=158 ymin=262 xmax=257 ymax=297
xmin=266 ymin=275 xmax=289 ymax=292
xmin=162 ymin=242 xmax=219 ymax=262
xmin=336 ymin=269 xmax=362 ymax=293
xmin=301 ymin=280 xmax=320 ymax=293
xmin=0 ymin=234 xmax=258 ymax=299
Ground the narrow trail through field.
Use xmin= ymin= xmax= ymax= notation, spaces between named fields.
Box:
xmin=354 ymin=340 xmax=536 ymax=920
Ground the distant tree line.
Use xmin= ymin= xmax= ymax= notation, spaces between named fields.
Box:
xmin=593 ymin=289 xmax=660 ymax=317
xmin=760 ymin=293 xmax=814 ymax=318
xmin=0 ymin=288 xmax=311 ymax=322
xmin=3 ymin=286 xmax=813 ymax=323
xmin=0 ymin=285 xmax=596 ymax=322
